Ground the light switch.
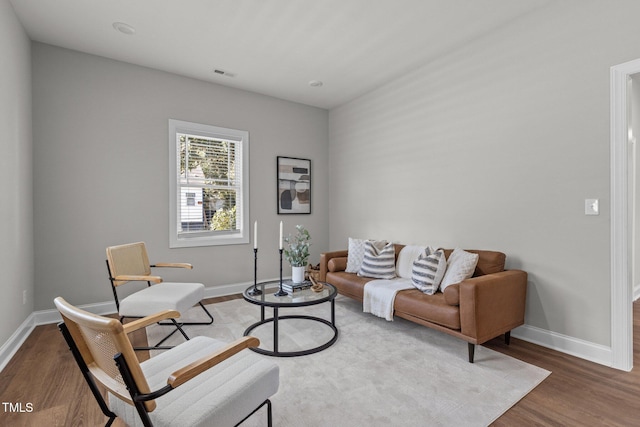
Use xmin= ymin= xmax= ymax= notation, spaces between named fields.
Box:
xmin=585 ymin=199 xmax=599 ymax=215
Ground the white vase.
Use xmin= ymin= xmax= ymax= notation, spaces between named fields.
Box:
xmin=291 ymin=266 xmax=306 ymax=283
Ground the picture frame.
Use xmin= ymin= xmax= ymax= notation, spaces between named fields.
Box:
xmin=277 ymin=156 xmax=311 ymax=214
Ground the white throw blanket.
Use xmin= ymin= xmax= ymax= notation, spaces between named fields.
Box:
xmin=363 ymin=278 xmax=414 ymax=321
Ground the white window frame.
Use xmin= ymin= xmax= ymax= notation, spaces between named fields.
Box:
xmin=169 ymin=119 xmax=249 ymax=248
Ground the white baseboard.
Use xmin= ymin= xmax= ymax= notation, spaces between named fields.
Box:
xmin=0 ymin=314 xmax=37 ymax=373
xmin=634 ymin=285 xmax=640 ymax=302
xmin=512 ymin=324 xmax=613 ymax=367
xmin=0 ymin=279 xmax=278 ymax=373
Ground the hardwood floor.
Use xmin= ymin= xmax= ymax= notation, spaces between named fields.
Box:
xmin=0 ymin=297 xmax=638 ymax=426
xmin=486 ymin=300 xmax=640 ymax=426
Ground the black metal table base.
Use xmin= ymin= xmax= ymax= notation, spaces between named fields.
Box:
xmin=242 ymin=281 xmax=339 ymax=357
xmin=244 ymin=312 xmax=338 ymax=357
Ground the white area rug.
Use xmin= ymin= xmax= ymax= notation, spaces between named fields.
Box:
xmin=147 ymin=295 xmax=550 ymax=427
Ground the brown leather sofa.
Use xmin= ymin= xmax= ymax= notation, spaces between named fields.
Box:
xmin=319 ymin=245 xmax=527 ymax=363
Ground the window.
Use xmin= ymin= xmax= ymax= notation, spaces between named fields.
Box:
xmin=169 ymin=119 xmax=249 ymax=247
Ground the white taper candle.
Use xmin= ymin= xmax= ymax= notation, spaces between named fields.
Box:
xmin=254 ymin=221 xmax=258 ymax=249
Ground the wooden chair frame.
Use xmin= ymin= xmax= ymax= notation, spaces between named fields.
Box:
xmin=55 ymin=297 xmax=272 ymax=427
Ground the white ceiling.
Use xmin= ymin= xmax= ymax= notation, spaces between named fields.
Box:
xmin=9 ymin=0 xmax=550 ymax=109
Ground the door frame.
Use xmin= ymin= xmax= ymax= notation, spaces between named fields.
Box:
xmin=610 ymin=58 xmax=638 ymax=371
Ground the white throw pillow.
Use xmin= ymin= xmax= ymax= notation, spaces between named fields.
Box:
xmin=345 ymin=238 xmax=368 ymax=273
xmin=396 ymin=245 xmax=427 ymax=279
xmin=358 ymin=241 xmax=396 ymax=279
xmin=440 ymin=248 xmax=479 ymax=291
xmin=411 ymin=247 xmax=447 ymax=295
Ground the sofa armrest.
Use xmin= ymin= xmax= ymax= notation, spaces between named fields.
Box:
xmin=319 ymin=250 xmax=348 ymax=282
xmin=459 ymin=270 xmax=527 ymax=344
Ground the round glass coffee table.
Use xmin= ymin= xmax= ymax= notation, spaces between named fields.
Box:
xmin=242 ymin=280 xmax=338 ymax=357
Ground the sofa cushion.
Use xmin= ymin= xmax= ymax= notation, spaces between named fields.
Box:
xmin=440 ymin=248 xmax=479 ymax=291
xmin=395 ymin=245 xmax=426 ymax=278
xmin=443 ymin=284 xmax=460 ymax=306
xmin=411 ymin=247 xmax=446 ymax=295
xmin=394 ymin=289 xmax=461 ymax=330
xmin=473 ymin=250 xmax=506 ymax=275
xmin=443 ymin=249 xmax=505 ymax=276
xmin=358 ymin=241 xmax=396 ymax=279
xmin=328 ymin=257 xmax=347 ymax=272
xmin=327 ymin=271 xmax=373 ymax=301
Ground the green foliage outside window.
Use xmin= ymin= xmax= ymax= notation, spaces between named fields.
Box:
xmin=210 ymin=206 xmax=236 ymax=231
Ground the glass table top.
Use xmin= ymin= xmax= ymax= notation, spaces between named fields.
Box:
xmin=243 ymin=280 xmax=337 ymax=307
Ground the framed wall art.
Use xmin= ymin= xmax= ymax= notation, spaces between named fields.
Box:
xmin=277 ymin=156 xmax=311 ymax=214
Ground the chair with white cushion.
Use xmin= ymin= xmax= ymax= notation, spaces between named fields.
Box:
xmin=106 ymin=242 xmax=213 ymax=350
xmin=55 ymin=297 xmax=279 ymax=427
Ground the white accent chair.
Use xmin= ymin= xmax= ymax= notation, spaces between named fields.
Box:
xmin=55 ymin=297 xmax=279 ymax=427
xmin=105 ymin=242 xmax=214 ymax=350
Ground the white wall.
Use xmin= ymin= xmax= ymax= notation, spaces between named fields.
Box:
xmin=0 ymin=0 xmax=33 ymax=344
xmin=32 ymin=43 xmax=329 ymax=310
xmin=329 ymin=0 xmax=640 ymax=348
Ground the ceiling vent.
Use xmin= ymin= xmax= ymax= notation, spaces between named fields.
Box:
xmin=213 ymin=69 xmax=235 ymax=77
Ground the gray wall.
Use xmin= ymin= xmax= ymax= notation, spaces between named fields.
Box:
xmin=0 ymin=1 xmax=33 ymax=344
xmin=328 ymin=0 xmax=640 ymax=347
xmin=32 ymin=43 xmax=329 ymax=310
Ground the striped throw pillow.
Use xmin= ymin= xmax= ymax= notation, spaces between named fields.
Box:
xmin=411 ymin=247 xmax=447 ymax=295
xmin=358 ymin=241 xmax=396 ymax=279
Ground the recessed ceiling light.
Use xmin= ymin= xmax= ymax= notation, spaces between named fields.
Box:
xmin=112 ymin=22 xmax=136 ymax=35
xmin=309 ymin=80 xmax=323 ymax=87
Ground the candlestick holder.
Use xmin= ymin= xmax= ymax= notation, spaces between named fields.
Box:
xmin=274 ymin=248 xmax=288 ymax=296
xmin=247 ymin=248 xmax=262 ymax=296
